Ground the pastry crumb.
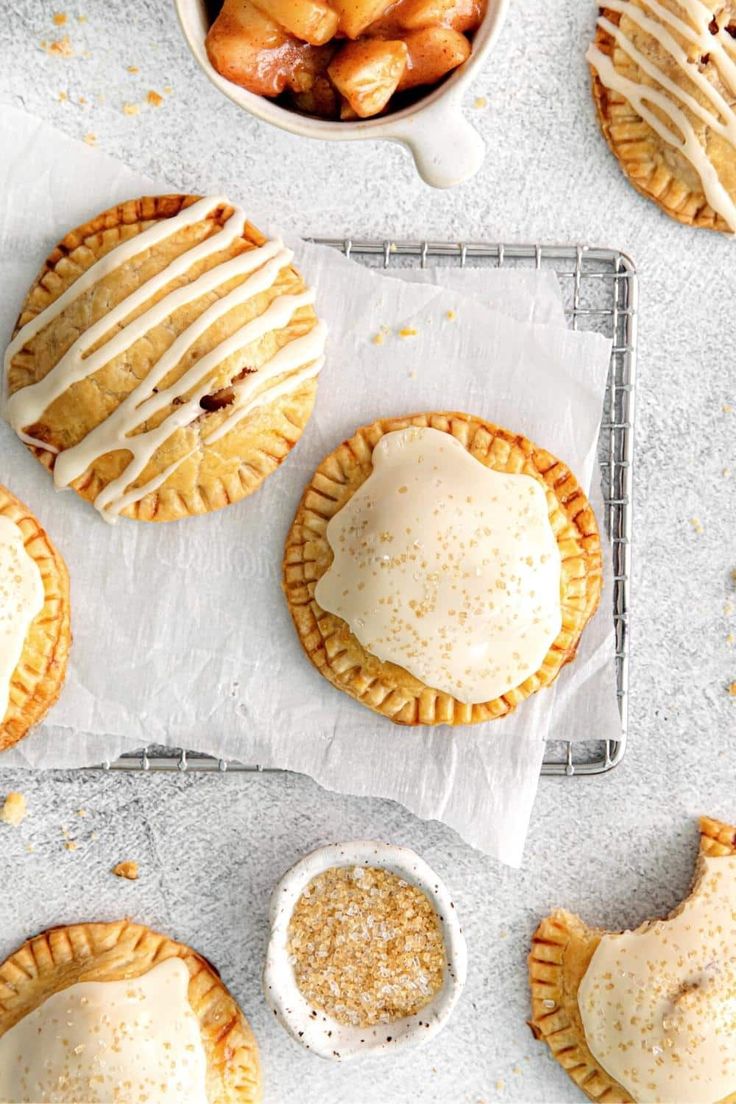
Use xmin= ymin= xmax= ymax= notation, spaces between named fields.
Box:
xmin=76 ymin=808 xmax=88 ymax=817
xmin=146 ymin=89 xmax=163 ymax=107
xmin=122 ymin=102 xmax=140 ymax=116
xmin=690 ymin=516 xmax=704 ymax=534
xmin=724 ymin=467 xmax=732 ymax=478
xmin=729 ymin=681 xmax=736 ymax=697
xmin=725 ymin=598 xmax=734 ymax=617
xmin=65 ymin=840 xmax=78 ymax=852
xmin=83 ymin=132 xmax=97 ymax=145
xmin=163 ymin=84 xmax=173 ymax=95
xmin=78 ymin=95 xmax=86 ymax=103
xmin=372 ymin=332 xmax=385 ymax=345
xmin=726 ymin=633 xmax=734 ymax=647
xmin=52 ymin=11 xmax=67 ymax=24
xmin=446 ymin=309 xmax=457 ymax=321
xmin=723 ymin=402 xmax=733 ymax=413
xmin=127 ymin=64 xmax=140 ymax=73
xmin=43 ymin=35 xmax=74 ymax=56
xmin=473 ymin=96 xmax=487 ymax=109
xmin=77 ymin=13 xmax=87 ymax=22
xmin=398 ymin=326 xmax=417 ymax=338
xmin=1 ymin=793 xmax=27 ymax=826
xmin=26 ymin=843 xmax=34 ymax=853
xmin=495 ymin=1080 xmax=505 ymax=1093
xmin=58 ymin=89 xmax=68 ymax=101
xmin=408 ymin=369 xmax=417 ymax=380
xmin=113 ymin=860 xmax=139 ymax=880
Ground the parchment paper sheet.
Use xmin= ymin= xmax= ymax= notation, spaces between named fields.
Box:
xmin=0 ymin=106 xmax=619 ymax=864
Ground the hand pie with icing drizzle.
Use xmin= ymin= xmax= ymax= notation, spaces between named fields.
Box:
xmin=283 ymin=413 xmax=602 ymax=726
xmin=529 ymin=816 xmax=736 ymax=1104
xmin=588 ymin=2 xmax=736 ymax=232
xmin=0 ymin=919 xmax=261 ymax=1103
xmin=0 ymin=484 xmax=70 ymax=752
xmin=2 ymin=194 xmax=327 ymax=521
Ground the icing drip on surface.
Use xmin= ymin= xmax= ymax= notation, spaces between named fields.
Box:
xmin=587 ymin=0 xmax=736 ymax=231
xmin=315 ymin=426 xmax=562 ymax=704
xmin=2 ymin=195 xmax=326 ymax=518
xmin=0 ymin=517 xmax=44 ymax=722
xmin=0 ymin=958 xmax=208 ymax=1104
xmin=579 ymin=854 xmax=736 ymax=1104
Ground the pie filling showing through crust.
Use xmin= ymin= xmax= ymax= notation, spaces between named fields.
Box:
xmin=0 ymin=920 xmax=262 ymax=1104
xmin=2 ymin=194 xmax=327 ymax=522
xmin=284 ymin=412 xmax=602 ymax=727
xmin=588 ymin=2 xmax=736 ymax=232
xmin=0 ymin=484 xmax=70 ymax=753
xmin=529 ymin=816 xmax=736 ymax=1104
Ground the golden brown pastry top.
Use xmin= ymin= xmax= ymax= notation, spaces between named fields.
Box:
xmin=588 ymin=2 xmax=736 ymax=232
xmin=3 ymin=194 xmax=326 ymax=522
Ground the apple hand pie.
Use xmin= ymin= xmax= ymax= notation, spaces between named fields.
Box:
xmin=3 ymin=194 xmax=327 ymax=522
xmin=588 ymin=2 xmax=736 ymax=232
xmin=0 ymin=920 xmax=261 ymax=1103
xmin=529 ymin=816 xmax=736 ymax=1104
xmin=283 ymin=412 xmax=602 ymax=726
xmin=0 ymin=484 xmax=70 ymax=752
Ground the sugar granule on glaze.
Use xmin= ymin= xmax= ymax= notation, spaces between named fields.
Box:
xmin=287 ymin=865 xmax=445 ymax=1027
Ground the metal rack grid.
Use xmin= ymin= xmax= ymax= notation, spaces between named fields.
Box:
xmin=103 ymin=241 xmax=637 ymax=778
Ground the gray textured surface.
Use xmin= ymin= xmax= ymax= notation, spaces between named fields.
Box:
xmin=0 ymin=1 xmax=735 ymax=1102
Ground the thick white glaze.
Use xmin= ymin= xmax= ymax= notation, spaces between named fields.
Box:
xmin=587 ymin=0 xmax=736 ymax=231
xmin=579 ymin=854 xmax=736 ymax=1104
xmin=0 ymin=517 xmax=43 ymax=722
xmin=2 ymin=195 xmax=326 ymax=518
xmin=0 ymin=957 xmax=208 ymax=1104
xmin=315 ymin=426 xmax=561 ymax=704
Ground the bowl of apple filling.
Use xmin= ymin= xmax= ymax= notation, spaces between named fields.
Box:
xmin=174 ymin=0 xmax=508 ymax=187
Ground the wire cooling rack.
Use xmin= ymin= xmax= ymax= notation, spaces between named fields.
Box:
xmin=104 ymin=241 xmax=637 ymax=778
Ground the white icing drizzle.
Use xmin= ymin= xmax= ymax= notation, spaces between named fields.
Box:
xmin=315 ymin=426 xmax=562 ymax=705
xmin=578 ymin=854 xmax=736 ymax=1104
xmin=0 ymin=517 xmax=44 ymax=722
xmin=586 ymin=0 xmax=736 ymax=231
xmin=2 ymin=195 xmax=326 ymax=518
xmin=0 ymin=957 xmax=209 ymax=1104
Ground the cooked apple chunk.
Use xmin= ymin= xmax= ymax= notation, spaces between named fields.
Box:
xmin=328 ymin=39 xmax=408 ymax=116
xmin=331 ymin=0 xmax=396 ymax=38
xmin=395 ymin=0 xmax=483 ymax=32
xmin=206 ymin=0 xmax=327 ymax=96
xmin=397 ymin=25 xmax=470 ymax=90
xmin=253 ymin=0 xmax=339 ymax=45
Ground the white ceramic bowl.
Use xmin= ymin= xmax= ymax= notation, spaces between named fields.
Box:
xmin=173 ymin=0 xmax=509 ymax=188
xmin=262 ymin=839 xmax=467 ymax=1060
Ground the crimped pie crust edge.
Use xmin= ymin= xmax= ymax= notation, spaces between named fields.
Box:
xmin=0 ymin=919 xmax=262 ymax=1104
xmin=528 ymin=816 xmax=736 ymax=1104
xmin=283 ymin=411 xmax=603 ymax=727
xmin=0 ymin=484 xmax=70 ymax=752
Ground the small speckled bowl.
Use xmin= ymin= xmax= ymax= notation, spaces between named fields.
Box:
xmin=262 ymin=840 xmax=467 ymax=1060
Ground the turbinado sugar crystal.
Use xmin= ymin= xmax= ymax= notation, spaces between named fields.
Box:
xmin=287 ymin=865 xmax=446 ymax=1027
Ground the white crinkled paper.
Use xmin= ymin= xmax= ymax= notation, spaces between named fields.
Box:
xmin=0 ymin=106 xmax=619 ymax=864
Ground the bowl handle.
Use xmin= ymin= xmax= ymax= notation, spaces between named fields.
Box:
xmin=385 ymin=94 xmax=485 ymax=188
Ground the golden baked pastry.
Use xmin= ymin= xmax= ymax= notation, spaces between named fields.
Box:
xmin=0 ymin=484 xmax=70 ymax=752
xmin=588 ymin=3 xmax=736 ymax=232
xmin=529 ymin=816 xmax=736 ymax=1104
xmin=3 ymin=194 xmax=326 ymax=522
xmin=283 ymin=412 xmax=602 ymax=726
xmin=0 ymin=919 xmax=261 ymax=1103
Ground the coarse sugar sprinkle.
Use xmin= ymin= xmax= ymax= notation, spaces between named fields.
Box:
xmin=287 ymin=864 xmax=445 ymax=1027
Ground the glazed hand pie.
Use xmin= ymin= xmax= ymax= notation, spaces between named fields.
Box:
xmin=283 ymin=413 xmax=602 ymax=726
xmin=2 ymin=194 xmax=326 ymax=521
xmin=0 ymin=920 xmax=261 ymax=1103
xmin=0 ymin=484 xmax=70 ymax=752
xmin=588 ymin=2 xmax=736 ymax=232
xmin=529 ymin=816 xmax=736 ymax=1104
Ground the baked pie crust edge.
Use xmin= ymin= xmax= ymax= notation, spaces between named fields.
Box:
xmin=283 ymin=411 xmax=602 ymax=727
xmin=0 ymin=919 xmax=262 ymax=1104
xmin=0 ymin=484 xmax=71 ymax=752
xmin=6 ymin=194 xmax=320 ymax=522
xmin=528 ymin=816 xmax=736 ymax=1104
xmin=590 ymin=8 xmax=732 ymax=233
